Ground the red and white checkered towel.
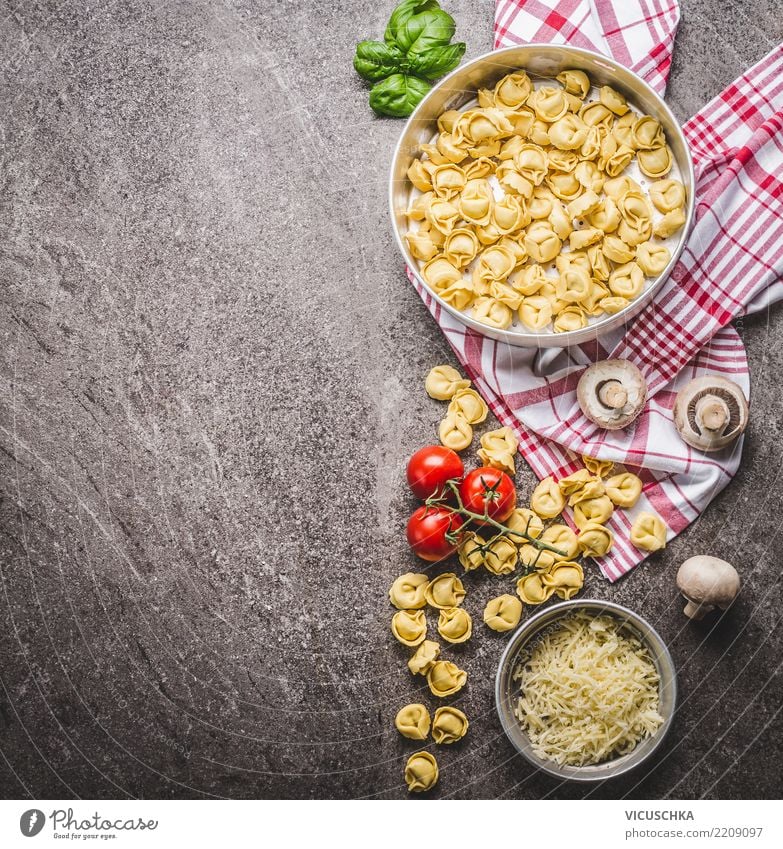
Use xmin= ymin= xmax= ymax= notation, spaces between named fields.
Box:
xmin=409 ymin=0 xmax=783 ymax=580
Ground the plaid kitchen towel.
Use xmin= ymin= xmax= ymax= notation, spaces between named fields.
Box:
xmin=409 ymin=0 xmax=783 ymax=580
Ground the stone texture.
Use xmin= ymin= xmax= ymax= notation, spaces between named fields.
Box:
xmin=0 ymin=0 xmax=781 ymax=800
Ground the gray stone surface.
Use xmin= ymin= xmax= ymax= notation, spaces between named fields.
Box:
xmin=0 ymin=0 xmax=781 ymax=800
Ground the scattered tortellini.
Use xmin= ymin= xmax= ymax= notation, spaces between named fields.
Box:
xmin=439 ymin=411 xmax=473 ymax=451
xmin=391 ymin=610 xmax=427 ymax=647
xmin=405 ymin=69 xmax=687 ymax=334
xmin=573 ymin=494 xmax=614 ymax=529
xmin=427 ymin=660 xmax=468 ymax=697
xmin=437 ymin=607 xmax=473 ymax=644
xmin=405 ymin=751 xmax=439 ymax=793
xmin=540 ymin=523 xmax=579 ymax=560
xmin=395 ymin=704 xmax=431 ymax=741
xmin=605 ymin=472 xmax=643 ymax=508
xmin=516 ymin=571 xmax=555 ymax=605
xmin=407 ymin=640 xmax=441 ymax=676
xmin=457 ymin=531 xmax=486 ymax=572
xmin=630 ymin=511 xmax=668 ymax=552
xmin=506 ymin=507 xmax=544 ymax=540
xmin=425 ymin=573 xmax=466 ymax=609
xmin=432 ymin=707 xmax=469 ymax=744
xmin=542 ymin=560 xmax=585 ymax=599
xmin=581 ymin=454 xmax=614 ymax=477
xmin=483 ymin=594 xmax=523 ymax=632
xmin=577 ymin=522 xmax=614 ymax=557
xmin=425 ymin=365 xmax=471 ymax=400
xmin=478 ymin=426 xmax=519 ymax=475
xmin=484 ymin=536 xmax=519 ymax=576
xmin=448 ymin=388 xmax=488 ymax=424
xmin=389 ymin=573 xmax=429 ymax=609
xmin=530 ymin=476 xmax=566 ymax=519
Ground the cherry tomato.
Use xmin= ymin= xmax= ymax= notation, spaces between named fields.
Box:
xmin=406 ymin=445 xmax=465 ymax=500
xmin=406 ymin=506 xmax=464 ymax=562
xmin=459 ymin=467 xmax=516 ymax=524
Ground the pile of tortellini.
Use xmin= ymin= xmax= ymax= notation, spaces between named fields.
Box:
xmin=404 ymin=68 xmax=687 ymax=333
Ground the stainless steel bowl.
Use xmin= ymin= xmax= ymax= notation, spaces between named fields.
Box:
xmin=495 ymin=599 xmax=677 ymax=782
xmin=389 ymin=45 xmax=696 ymax=347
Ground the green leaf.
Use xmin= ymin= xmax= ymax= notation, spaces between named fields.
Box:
xmin=396 ymin=8 xmax=456 ymax=55
xmin=406 ymin=41 xmax=465 ymax=80
xmin=384 ymin=0 xmax=441 ymax=47
xmin=369 ymin=73 xmax=431 ymax=118
xmin=353 ymin=40 xmax=404 ymax=82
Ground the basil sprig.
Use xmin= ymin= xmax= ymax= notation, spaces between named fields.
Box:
xmin=354 ymin=0 xmax=466 ymax=118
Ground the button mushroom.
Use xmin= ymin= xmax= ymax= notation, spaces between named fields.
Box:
xmin=676 ymin=555 xmax=740 ymax=620
xmin=576 ymin=359 xmax=648 ymax=429
xmin=673 ymin=376 xmax=748 ymax=452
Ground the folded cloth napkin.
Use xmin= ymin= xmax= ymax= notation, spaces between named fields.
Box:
xmin=409 ymin=0 xmax=783 ymax=580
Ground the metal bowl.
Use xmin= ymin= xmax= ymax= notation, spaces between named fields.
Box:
xmin=389 ymin=45 xmax=696 ymax=347
xmin=495 ymin=599 xmax=677 ymax=782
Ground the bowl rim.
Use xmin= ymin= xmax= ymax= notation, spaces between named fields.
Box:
xmin=388 ymin=43 xmax=697 ymax=347
xmin=494 ymin=597 xmax=678 ymax=782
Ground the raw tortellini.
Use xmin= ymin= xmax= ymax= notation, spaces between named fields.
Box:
xmin=389 ymin=573 xmax=429 ymax=609
xmin=543 ymin=560 xmax=585 ymax=599
xmin=395 ymin=704 xmax=431 ymax=741
xmin=448 ymin=388 xmax=488 ymax=424
xmin=516 ymin=571 xmax=555 ymax=605
xmin=605 ymin=472 xmax=643 ymax=508
xmin=437 ymin=607 xmax=473 ymax=644
xmin=425 ymin=365 xmax=470 ymax=400
xmin=483 ymin=536 xmax=519 ymax=576
xmin=432 ymin=707 xmax=469 ymax=744
xmin=630 ymin=511 xmax=668 ymax=552
xmin=439 ymin=411 xmax=473 ymax=451
xmin=427 ymin=660 xmax=468 ymax=697
xmin=457 ymin=531 xmax=486 ymax=572
xmin=581 ymin=454 xmax=614 ymax=477
xmin=391 ymin=610 xmax=427 ymax=647
xmin=406 ymin=68 xmax=685 ymax=334
xmin=530 ymin=476 xmax=566 ymax=519
xmin=407 ymin=640 xmax=441 ymax=676
xmin=506 ymin=507 xmax=544 ymax=540
xmin=577 ymin=522 xmax=614 ymax=557
xmin=477 ymin=426 xmax=519 ymax=475
xmin=405 ymin=751 xmax=439 ymax=793
xmin=425 ymin=573 xmax=466 ymax=609
xmin=573 ymin=494 xmax=614 ymax=529
xmin=483 ymin=594 xmax=523 ymax=632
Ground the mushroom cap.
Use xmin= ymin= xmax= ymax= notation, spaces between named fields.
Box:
xmin=576 ymin=359 xmax=647 ymax=430
xmin=673 ymin=376 xmax=748 ymax=452
xmin=676 ymin=555 xmax=740 ymax=611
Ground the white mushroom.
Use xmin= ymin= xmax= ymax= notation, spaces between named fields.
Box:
xmin=576 ymin=359 xmax=647 ymax=429
xmin=673 ymin=376 xmax=748 ymax=452
xmin=676 ymin=555 xmax=740 ymax=620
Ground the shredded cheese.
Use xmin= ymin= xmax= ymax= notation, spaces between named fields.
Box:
xmin=513 ymin=612 xmax=664 ymax=766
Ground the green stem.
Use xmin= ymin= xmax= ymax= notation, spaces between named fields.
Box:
xmin=431 ymin=480 xmax=568 ymax=559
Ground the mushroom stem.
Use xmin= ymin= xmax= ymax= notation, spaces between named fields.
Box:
xmin=683 ymin=599 xmax=711 ymax=620
xmin=598 ymin=380 xmax=628 ymax=410
xmin=696 ymin=397 xmax=728 ymax=433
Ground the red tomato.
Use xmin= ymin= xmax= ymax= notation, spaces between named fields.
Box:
xmin=406 ymin=445 xmax=464 ymax=500
xmin=459 ymin=467 xmax=516 ymax=523
xmin=406 ymin=506 xmax=464 ymax=562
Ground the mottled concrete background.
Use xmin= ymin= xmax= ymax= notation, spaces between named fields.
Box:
xmin=1 ymin=0 xmax=781 ymax=800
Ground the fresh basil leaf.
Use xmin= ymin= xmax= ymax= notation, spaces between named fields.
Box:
xmin=353 ymin=40 xmax=404 ymax=82
xmin=406 ymin=41 xmax=465 ymax=80
xmin=369 ymin=73 xmax=431 ymax=118
xmin=384 ymin=0 xmax=440 ymax=47
xmin=396 ymin=9 xmax=456 ymax=55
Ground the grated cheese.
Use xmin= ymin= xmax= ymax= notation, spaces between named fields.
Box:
xmin=513 ymin=612 xmax=664 ymax=766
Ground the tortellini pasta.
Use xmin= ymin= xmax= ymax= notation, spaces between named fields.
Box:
xmin=581 ymin=454 xmax=614 ymax=477
xmin=437 ymin=607 xmax=473 ymax=644
xmin=395 ymin=704 xmax=431 ymax=741
xmin=506 ymin=507 xmax=544 ymax=540
xmin=457 ymin=531 xmax=486 ymax=572
xmin=483 ymin=594 xmax=523 ymax=632
xmin=558 ymin=468 xmax=593 ymax=495
xmin=391 ymin=609 xmax=427 ymax=646
xmin=389 ymin=573 xmax=429 ymax=610
xmin=543 ymin=560 xmax=584 ymax=600
xmin=567 ymin=477 xmax=605 ymax=506
xmin=573 ymin=495 xmax=614 ymax=529
xmin=540 ymin=523 xmax=579 ymax=560
xmin=477 ymin=426 xmax=519 ymax=474
xmin=577 ymin=522 xmax=614 ymax=557
xmin=425 ymin=365 xmax=470 ymax=401
xmin=518 ymin=543 xmax=556 ymax=572
xmin=405 ymin=751 xmax=439 ymax=793
xmin=427 ymin=660 xmax=468 ymax=697
xmin=530 ymin=476 xmax=566 ymax=519
xmin=432 ymin=707 xmax=469 ymax=744
xmin=439 ymin=411 xmax=473 ymax=451
xmin=407 ymin=639 xmax=441 ymax=676
xmin=484 ymin=536 xmax=519 ymax=576
xmin=425 ymin=573 xmax=466 ymax=609
xmin=448 ymin=388 xmax=488 ymax=425
xmin=516 ymin=571 xmax=555 ymax=605
xmin=406 ymin=69 xmax=684 ymax=334
xmin=630 ymin=511 xmax=668 ymax=552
